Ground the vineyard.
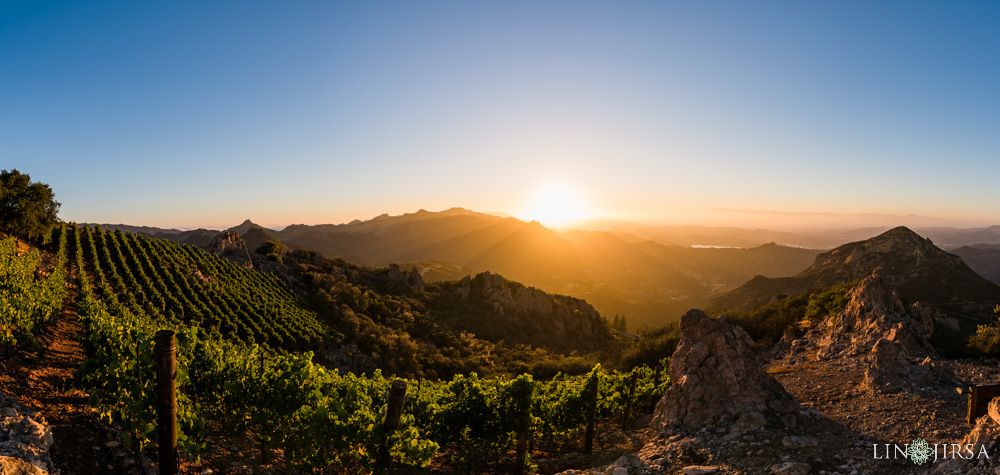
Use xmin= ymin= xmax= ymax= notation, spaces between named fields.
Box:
xmin=0 ymin=228 xmax=67 ymax=350
xmin=6 ymin=224 xmax=672 ymax=473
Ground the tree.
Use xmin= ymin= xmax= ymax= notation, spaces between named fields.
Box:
xmin=0 ymin=169 xmax=60 ymax=241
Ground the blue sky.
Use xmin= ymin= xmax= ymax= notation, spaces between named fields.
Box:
xmin=2 ymin=1 xmax=998 ymax=229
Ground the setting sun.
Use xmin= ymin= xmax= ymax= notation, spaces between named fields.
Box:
xmin=521 ymin=184 xmax=590 ymax=229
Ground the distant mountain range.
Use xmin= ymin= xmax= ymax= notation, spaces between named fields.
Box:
xmin=97 ymin=211 xmax=1000 ymax=327
xmin=711 ymin=227 xmax=1000 ymax=319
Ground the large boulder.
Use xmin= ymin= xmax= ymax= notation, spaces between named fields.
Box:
xmin=651 ymin=309 xmax=801 ymax=433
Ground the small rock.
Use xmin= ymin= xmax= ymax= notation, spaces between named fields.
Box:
xmin=730 ymin=411 xmax=766 ymax=436
xmin=105 ymin=440 xmax=120 ymax=448
xmin=781 ymin=414 xmax=797 ymax=428
xmin=782 ymin=436 xmax=819 ymax=450
xmin=681 ymin=466 xmax=719 ymax=475
xmin=0 ymin=407 xmax=17 ymax=418
xmin=771 ymin=462 xmax=811 ymax=475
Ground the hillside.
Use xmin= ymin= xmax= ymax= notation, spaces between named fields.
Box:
xmin=951 ymin=244 xmax=1000 ymax=284
xmin=258 ymin=209 xmax=820 ymax=327
xmin=712 ymin=226 xmax=1000 ymax=318
xmin=102 ymin=213 xmax=1000 ymax=328
xmin=0 ymin=224 xmax=643 ymax=473
xmin=197 ymin=229 xmax=617 ymax=377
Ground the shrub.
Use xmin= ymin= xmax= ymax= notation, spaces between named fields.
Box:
xmin=968 ymin=306 xmax=1000 ymax=356
xmin=804 ymin=281 xmax=856 ymax=322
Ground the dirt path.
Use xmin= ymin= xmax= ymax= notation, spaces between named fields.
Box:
xmin=0 ymin=265 xmax=134 ymax=474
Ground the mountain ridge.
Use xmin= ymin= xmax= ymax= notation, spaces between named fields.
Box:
xmin=712 ymin=226 xmax=1000 ymax=318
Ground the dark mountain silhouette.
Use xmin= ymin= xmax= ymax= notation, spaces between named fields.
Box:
xmin=241 ymin=226 xmax=282 ymax=253
xmin=712 ymin=226 xmax=1000 ymax=318
xmin=227 ymin=219 xmax=274 ymax=237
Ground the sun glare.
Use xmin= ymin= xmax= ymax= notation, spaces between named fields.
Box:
xmin=522 ymin=184 xmax=590 ymax=229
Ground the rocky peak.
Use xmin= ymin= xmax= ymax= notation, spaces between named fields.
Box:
xmin=227 ymin=219 xmax=265 ymax=237
xmin=809 ymin=226 xmax=963 ymax=278
xmin=652 ymin=309 xmax=801 ymax=433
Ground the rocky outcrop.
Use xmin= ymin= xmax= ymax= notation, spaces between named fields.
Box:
xmin=386 ymin=264 xmax=425 ymax=291
xmin=409 ymin=267 xmax=426 ymax=291
xmin=207 ymin=231 xmax=253 ymax=269
xmin=814 ymin=268 xmax=936 ymax=360
xmin=0 ymin=394 xmax=55 ymax=475
xmin=188 ymin=268 xmax=212 ymax=285
xmin=442 ymin=272 xmax=607 ymax=350
xmin=652 ymin=309 xmax=801 ymax=434
xmin=779 ymin=268 xmax=958 ymax=393
xmin=464 ymin=271 xmax=602 ymax=339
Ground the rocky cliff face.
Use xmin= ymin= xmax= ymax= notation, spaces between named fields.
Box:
xmin=437 ymin=271 xmax=607 ymax=351
xmin=782 ymin=268 xmax=956 ymax=394
xmin=462 ymin=271 xmax=602 ymax=339
xmin=651 ymin=309 xmax=801 ymax=433
xmin=387 ymin=263 xmax=425 ymax=291
xmin=813 ymin=268 xmax=936 ymax=360
xmin=207 ymin=231 xmax=253 ymax=269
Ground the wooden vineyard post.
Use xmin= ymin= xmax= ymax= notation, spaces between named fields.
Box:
xmin=622 ymin=371 xmax=638 ymax=431
xmin=133 ymin=339 xmax=143 ymax=458
xmin=154 ymin=330 xmax=178 ymax=475
xmin=584 ymin=375 xmax=598 ymax=454
xmin=515 ymin=378 xmax=533 ymax=475
xmin=381 ymin=380 xmax=408 ymax=469
xmin=515 ymin=431 xmax=528 ymax=475
xmin=259 ymin=350 xmax=268 ymax=466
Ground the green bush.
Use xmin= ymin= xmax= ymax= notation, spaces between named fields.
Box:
xmin=620 ymin=323 xmax=680 ymax=369
xmin=968 ymin=306 xmax=1000 ymax=356
xmin=804 ymin=281 xmax=856 ymax=322
xmin=256 ymin=241 xmax=280 ymax=255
